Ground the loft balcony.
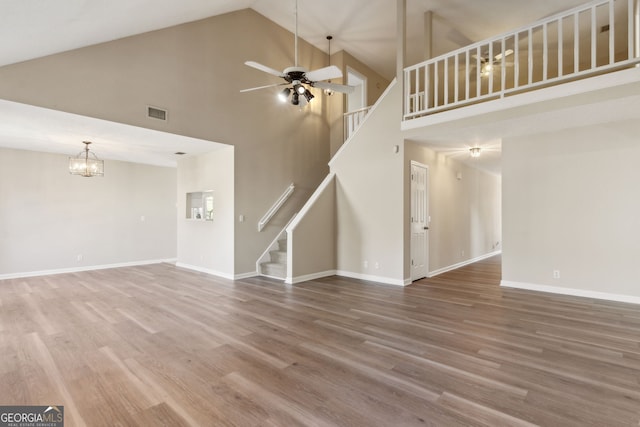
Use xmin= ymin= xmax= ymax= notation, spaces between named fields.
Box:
xmin=402 ymin=0 xmax=640 ymax=124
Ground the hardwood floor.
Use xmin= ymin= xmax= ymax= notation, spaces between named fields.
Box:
xmin=2 ymin=256 xmax=640 ymax=426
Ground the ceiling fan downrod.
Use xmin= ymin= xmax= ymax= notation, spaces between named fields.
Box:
xmin=294 ymin=0 xmax=298 ymax=67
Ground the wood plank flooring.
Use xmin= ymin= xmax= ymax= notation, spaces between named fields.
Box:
xmin=2 ymin=256 xmax=640 ymax=426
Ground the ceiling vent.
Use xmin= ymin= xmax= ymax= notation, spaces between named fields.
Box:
xmin=147 ymin=106 xmax=167 ymax=121
xmin=600 ymin=24 xmax=610 ymax=33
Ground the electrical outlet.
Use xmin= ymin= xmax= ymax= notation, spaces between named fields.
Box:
xmin=76 ymin=254 xmax=83 ymax=262
xmin=375 ymin=262 xmax=379 ymax=269
xmin=553 ymin=270 xmax=560 ymax=279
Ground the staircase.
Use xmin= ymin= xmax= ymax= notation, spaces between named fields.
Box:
xmin=259 ymin=239 xmax=287 ymax=279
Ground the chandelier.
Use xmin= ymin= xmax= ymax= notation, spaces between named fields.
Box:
xmin=69 ymin=141 xmax=104 ymax=177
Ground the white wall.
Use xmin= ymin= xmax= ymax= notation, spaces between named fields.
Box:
xmin=329 ymin=50 xmax=390 ymax=158
xmin=177 ymin=146 xmax=234 ymax=278
xmin=502 ymin=120 xmax=640 ymax=301
xmin=330 ymin=81 xmax=406 ymax=285
xmin=405 ymin=142 xmax=502 ymax=277
xmin=0 ymin=147 xmax=177 ymax=277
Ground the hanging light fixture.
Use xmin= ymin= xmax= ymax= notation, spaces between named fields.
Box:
xmin=324 ymin=35 xmax=335 ymax=96
xmin=69 ymin=141 xmax=104 ymax=177
xmin=469 ymin=147 xmax=482 ymax=158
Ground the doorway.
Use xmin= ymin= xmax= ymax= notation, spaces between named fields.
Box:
xmin=411 ymin=161 xmax=429 ymax=281
xmin=346 ymin=67 xmax=367 ymax=112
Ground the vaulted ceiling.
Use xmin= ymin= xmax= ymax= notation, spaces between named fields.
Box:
xmin=0 ymin=0 xmax=593 ymax=169
xmin=1 ymin=0 xmax=589 ymax=79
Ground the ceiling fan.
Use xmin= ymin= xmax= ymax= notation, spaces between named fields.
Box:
xmin=240 ymin=0 xmax=354 ymax=105
xmin=473 ymin=49 xmax=514 ymax=77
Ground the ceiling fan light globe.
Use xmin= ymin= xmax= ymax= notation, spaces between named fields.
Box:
xmin=278 ymin=88 xmax=291 ymax=103
xmin=303 ymin=89 xmax=314 ymax=102
xmin=291 ymin=92 xmax=300 ymax=105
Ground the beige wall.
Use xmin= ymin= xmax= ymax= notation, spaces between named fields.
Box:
xmin=404 ymin=142 xmax=502 ymax=276
xmin=287 ymin=175 xmax=336 ymax=282
xmin=0 ymin=9 xmax=331 ymax=276
xmin=502 ymin=120 xmax=640 ymax=298
xmin=177 ymin=146 xmax=234 ymax=278
xmin=0 ymin=147 xmax=176 ymax=277
xmin=326 ymin=79 xmax=501 ymax=285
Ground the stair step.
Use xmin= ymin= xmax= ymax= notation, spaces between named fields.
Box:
xmin=269 ymin=250 xmax=287 ymax=263
xmin=260 ymin=262 xmax=286 ymax=279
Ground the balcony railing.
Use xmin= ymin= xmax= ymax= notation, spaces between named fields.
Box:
xmin=404 ymin=0 xmax=640 ymax=120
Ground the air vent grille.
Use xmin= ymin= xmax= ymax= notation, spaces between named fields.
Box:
xmin=147 ymin=106 xmax=167 ymax=121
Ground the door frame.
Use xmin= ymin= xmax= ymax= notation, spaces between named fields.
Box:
xmin=410 ymin=161 xmax=429 ymax=281
xmin=346 ymin=66 xmax=367 ymax=112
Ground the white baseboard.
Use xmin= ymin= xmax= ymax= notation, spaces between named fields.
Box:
xmin=335 ymin=270 xmax=407 ymax=287
xmin=286 ymin=270 xmax=337 ymax=285
xmin=175 ymin=263 xmax=235 ymax=280
xmin=501 ymin=280 xmax=640 ymax=305
xmin=0 ymin=258 xmax=177 ymax=281
xmin=235 ymin=271 xmax=259 ymax=280
xmin=428 ymin=250 xmax=501 ymax=278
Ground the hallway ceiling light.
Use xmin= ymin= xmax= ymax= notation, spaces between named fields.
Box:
xmin=69 ymin=141 xmax=104 ymax=177
xmin=469 ymin=147 xmax=482 ymax=158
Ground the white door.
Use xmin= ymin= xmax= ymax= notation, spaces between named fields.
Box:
xmin=411 ymin=162 xmax=429 ymax=281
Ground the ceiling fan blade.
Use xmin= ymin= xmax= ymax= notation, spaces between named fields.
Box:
xmin=312 ymin=81 xmax=354 ymax=94
xmin=305 ymin=65 xmax=342 ymax=82
xmin=244 ymin=61 xmax=284 ymax=78
xmin=240 ymin=82 xmax=286 ymax=93
xmin=494 ymin=49 xmax=514 ymax=61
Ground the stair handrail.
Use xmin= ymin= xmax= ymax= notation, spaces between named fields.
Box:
xmin=258 ymin=183 xmax=295 ymax=232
